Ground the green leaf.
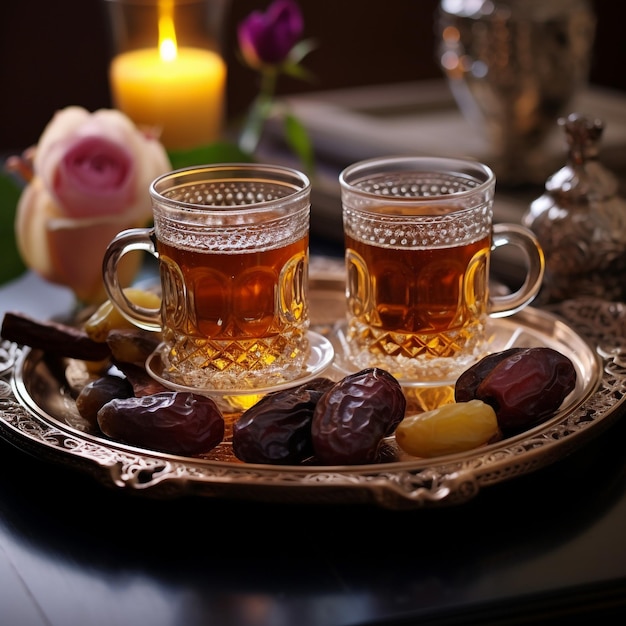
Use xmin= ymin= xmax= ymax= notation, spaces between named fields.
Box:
xmin=282 ymin=62 xmax=316 ymax=83
xmin=282 ymin=41 xmax=317 ymax=84
xmin=167 ymin=141 xmax=254 ymax=170
xmin=287 ymin=39 xmax=317 ymax=66
xmin=283 ymin=113 xmax=315 ymax=176
xmin=0 ymin=170 xmax=26 ymax=285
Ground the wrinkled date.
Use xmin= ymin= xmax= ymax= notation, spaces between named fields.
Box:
xmin=455 ymin=347 xmax=577 ymax=432
xmin=311 ymin=368 xmax=406 ymax=465
xmin=454 ymin=348 xmax=525 ymax=403
xmin=232 ymin=377 xmax=335 ymax=464
xmin=76 ymin=374 xmax=134 ymax=429
xmin=97 ymin=392 xmax=224 ymax=456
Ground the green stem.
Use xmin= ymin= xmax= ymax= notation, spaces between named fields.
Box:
xmin=238 ymin=69 xmax=278 ymax=155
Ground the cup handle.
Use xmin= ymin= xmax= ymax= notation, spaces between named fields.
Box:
xmin=102 ymin=227 xmax=162 ymax=331
xmin=488 ymin=223 xmax=545 ymax=318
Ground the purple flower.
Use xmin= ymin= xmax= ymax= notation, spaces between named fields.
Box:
xmin=238 ymin=0 xmax=304 ymax=68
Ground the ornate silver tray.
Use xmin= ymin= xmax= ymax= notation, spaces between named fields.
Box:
xmin=1 ymin=276 xmax=625 ymax=509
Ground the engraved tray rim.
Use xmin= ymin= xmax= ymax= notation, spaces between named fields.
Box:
xmin=1 ymin=295 xmax=625 ymax=510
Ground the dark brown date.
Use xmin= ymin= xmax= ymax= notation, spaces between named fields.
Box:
xmin=232 ymin=377 xmax=335 ymax=464
xmin=97 ymin=392 xmax=224 ymax=456
xmin=456 ymin=347 xmax=577 ymax=432
xmin=454 ymin=348 xmax=525 ymax=403
xmin=75 ymin=374 xmax=133 ymax=428
xmin=113 ymin=360 xmax=169 ymax=397
xmin=311 ymin=368 xmax=406 ymax=465
xmin=106 ymin=328 xmax=161 ymax=365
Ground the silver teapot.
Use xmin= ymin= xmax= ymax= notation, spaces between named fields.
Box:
xmin=522 ymin=113 xmax=626 ymax=303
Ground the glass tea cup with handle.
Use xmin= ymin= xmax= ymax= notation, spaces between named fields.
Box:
xmin=102 ymin=163 xmax=333 ymax=395
xmin=338 ymin=155 xmax=544 ymax=385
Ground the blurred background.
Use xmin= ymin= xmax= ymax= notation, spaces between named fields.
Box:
xmin=1 ymin=0 xmax=624 ymax=153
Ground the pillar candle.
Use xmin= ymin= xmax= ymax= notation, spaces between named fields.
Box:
xmin=110 ymin=47 xmax=226 ymax=150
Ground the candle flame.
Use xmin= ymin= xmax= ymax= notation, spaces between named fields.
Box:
xmin=158 ymin=0 xmax=177 ymax=62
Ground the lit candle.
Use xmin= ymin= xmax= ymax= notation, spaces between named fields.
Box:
xmin=108 ymin=1 xmax=226 ymax=150
xmin=110 ymin=48 xmax=226 ymax=150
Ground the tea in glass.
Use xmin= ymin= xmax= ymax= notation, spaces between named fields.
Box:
xmin=103 ymin=163 xmax=313 ymax=391
xmin=340 ymin=156 xmax=544 ymax=383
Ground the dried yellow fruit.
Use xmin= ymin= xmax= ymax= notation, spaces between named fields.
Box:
xmin=395 ymin=399 xmax=499 ymax=458
xmin=84 ymin=288 xmax=161 ymax=342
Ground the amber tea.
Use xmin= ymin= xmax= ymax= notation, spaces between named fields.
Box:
xmin=103 ymin=164 xmax=313 ymax=391
xmin=339 ymin=156 xmax=544 ymax=384
xmin=345 ymin=230 xmax=490 ymax=364
xmin=156 ymin=234 xmax=309 ymax=386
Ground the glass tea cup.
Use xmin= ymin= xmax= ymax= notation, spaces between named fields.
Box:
xmin=102 ymin=163 xmax=328 ymax=393
xmin=338 ymin=155 xmax=545 ymax=384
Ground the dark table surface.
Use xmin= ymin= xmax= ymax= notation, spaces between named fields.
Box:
xmin=2 ymin=394 xmax=626 ymax=626
xmin=2 ymin=266 xmax=626 ymax=626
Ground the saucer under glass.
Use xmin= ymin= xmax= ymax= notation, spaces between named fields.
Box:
xmin=145 ymin=330 xmax=335 ymax=412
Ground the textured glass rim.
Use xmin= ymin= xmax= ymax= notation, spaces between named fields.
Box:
xmin=339 ymin=155 xmax=495 ymax=207
xmin=150 ymin=163 xmax=311 ymax=216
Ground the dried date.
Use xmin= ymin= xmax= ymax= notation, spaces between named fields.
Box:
xmin=106 ymin=328 xmax=161 ymax=365
xmin=232 ymin=377 xmax=335 ymax=464
xmin=113 ymin=360 xmax=169 ymax=397
xmin=75 ymin=374 xmax=133 ymax=429
xmin=97 ymin=392 xmax=224 ymax=456
xmin=311 ymin=368 xmax=406 ymax=465
xmin=455 ymin=347 xmax=577 ymax=432
xmin=454 ymin=348 xmax=525 ymax=403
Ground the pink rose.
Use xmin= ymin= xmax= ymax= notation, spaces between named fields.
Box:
xmin=14 ymin=106 xmax=171 ymax=304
